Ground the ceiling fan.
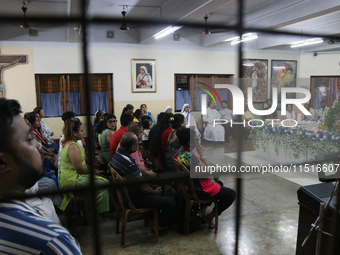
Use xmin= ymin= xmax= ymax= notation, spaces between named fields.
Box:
xmin=202 ymin=14 xmax=229 ymax=35
xmin=328 ymin=38 xmax=340 ymax=45
xmin=120 ymin=5 xmax=129 ymax=31
xmin=20 ymin=0 xmax=46 ymax=31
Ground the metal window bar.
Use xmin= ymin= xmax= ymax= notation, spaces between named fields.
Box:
xmin=1 ymin=0 xmax=340 ymax=254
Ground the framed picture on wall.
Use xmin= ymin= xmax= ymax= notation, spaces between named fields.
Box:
xmin=242 ymin=59 xmax=268 ymax=102
xmin=131 ymin=59 xmax=156 ymax=93
xmin=271 ymin=60 xmax=297 ymax=109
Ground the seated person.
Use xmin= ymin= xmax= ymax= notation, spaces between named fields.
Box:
xmin=203 ymin=101 xmax=224 ymax=142
xmin=166 ymin=114 xmax=186 ymax=172
xmin=261 ymin=99 xmax=277 ymax=120
xmin=59 ymin=118 xmax=110 ymax=213
xmin=93 ymin=110 xmax=105 ymax=148
xmin=32 ymin=111 xmax=59 ymax=154
xmin=110 ymin=132 xmax=175 ymax=228
xmin=141 ymin=103 xmax=155 ymax=124
xmin=133 ymin=109 xmax=143 ymax=123
xmin=318 ymin=100 xmax=330 ymax=120
xmin=164 ymin=106 xmax=173 ymax=113
xmin=141 ymin=115 xmax=153 ymax=149
xmin=58 ymin=111 xmax=85 ymax=171
xmin=0 ymin=98 xmax=82 ymax=254
xmin=34 ymin=107 xmax=57 ymax=148
xmin=303 ymin=103 xmax=317 ymax=120
xmin=110 ymin=113 xmax=134 ymax=159
xmin=282 ymin=104 xmax=297 ymax=120
xmin=26 ymin=112 xmax=57 ymax=168
xmin=100 ymin=113 xmax=117 ymax=166
xmin=122 ymin=104 xmax=134 ymax=115
xmin=175 ymin=127 xmax=236 ymax=228
xmin=181 ymin=103 xmax=201 ymax=143
xmin=116 ymin=123 xmax=156 ymax=177
xmin=25 ymin=112 xmax=62 ymax=207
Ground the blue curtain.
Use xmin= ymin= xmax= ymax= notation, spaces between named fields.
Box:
xmin=196 ymin=90 xmax=228 ymax=111
xmin=40 ymin=93 xmax=63 ymax=117
xmin=67 ymin=92 xmax=81 ymax=115
xmin=176 ymin=90 xmax=190 ymax=111
xmin=91 ymin=91 xmax=108 ymax=114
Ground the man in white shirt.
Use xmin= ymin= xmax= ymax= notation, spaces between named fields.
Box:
xmin=318 ymin=100 xmax=330 ymax=120
xmin=219 ymin=100 xmax=234 ymax=142
xmin=203 ymin=101 xmax=225 ymax=142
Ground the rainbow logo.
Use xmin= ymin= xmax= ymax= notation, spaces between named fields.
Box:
xmin=197 ymin=82 xmax=223 ymax=107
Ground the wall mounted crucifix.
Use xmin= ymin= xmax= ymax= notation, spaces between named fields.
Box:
xmin=0 ymin=55 xmax=27 ymax=98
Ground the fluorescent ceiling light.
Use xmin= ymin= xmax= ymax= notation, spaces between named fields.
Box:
xmin=154 ymin=26 xmax=182 ymax=39
xmin=290 ymin=38 xmax=324 ymax=48
xmin=225 ymin=33 xmax=258 ymax=45
xmin=273 ymin=66 xmax=286 ymax=69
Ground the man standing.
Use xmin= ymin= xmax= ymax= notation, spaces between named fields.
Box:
xmin=140 ymin=104 xmax=155 ymax=124
xmin=219 ymin=100 xmax=234 ymax=142
xmin=262 ymin=99 xmax=277 ymax=120
xmin=318 ymin=100 xmax=329 ymax=120
xmin=0 ymin=98 xmax=82 ymax=254
xmin=110 ymin=113 xmax=134 ymax=159
xmin=110 ymin=132 xmax=175 ymax=228
xmin=203 ymin=101 xmax=224 ymax=142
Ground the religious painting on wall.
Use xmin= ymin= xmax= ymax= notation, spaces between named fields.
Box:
xmin=0 ymin=55 xmax=27 ymax=98
xmin=271 ymin=60 xmax=297 ymax=109
xmin=131 ymin=59 xmax=156 ymax=93
xmin=242 ymin=59 xmax=268 ymax=102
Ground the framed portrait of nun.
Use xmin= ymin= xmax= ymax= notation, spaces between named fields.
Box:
xmin=131 ymin=59 xmax=157 ymax=93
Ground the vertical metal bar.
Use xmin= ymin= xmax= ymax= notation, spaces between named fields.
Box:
xmin=315 ymin=202 xmax=325 ymax=255
xmin=235 ymin=0 xmax=245 ymax=254
xmin=80 ymin=0 xmax=101 ymax=254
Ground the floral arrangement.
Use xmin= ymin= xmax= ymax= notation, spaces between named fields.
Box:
xmin=323 ymin=102 xmax=340 ymax=132
xmin=249 ymin=122 xmax=340 ymax=158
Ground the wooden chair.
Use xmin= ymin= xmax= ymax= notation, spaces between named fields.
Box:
xmin=109 ymin=165 xmax=159 ymax=248
xmin=65 ymin=192 xmax=92 ymax=228
xmin=174 ymin=159 xmax=219 ymax=235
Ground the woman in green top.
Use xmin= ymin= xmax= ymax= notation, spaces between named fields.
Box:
xmin=100 ymin=113 xmax=117 ymax=166
xmin=59 ymin=118 xmax=110 ymax=213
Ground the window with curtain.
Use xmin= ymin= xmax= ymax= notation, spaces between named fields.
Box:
xmin=310 ymin=76 xmax=340 ymax=109
xmin=174 ymin=74 xmax=233 ymax=111
xmin=35 ymin=74 xmax=113 ymax=117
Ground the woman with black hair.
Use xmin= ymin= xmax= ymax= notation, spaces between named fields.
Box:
xmin=33 ymin=106 xmax=55 ymax=145
xmin=122 ymin=104 xmax=134 ymax=115
xmin=133 ymin=109 xmax=143 ymax=123
xmin=93 ymin=110 xmax=105 ymax=148
xmin=165 ymin=114 xmax=186 ymax=171
xmin=25 ymin=112 xmax=57 ymax=168
xmin=100 ymin=113 xmax=117 ymax=166
xmin=148 ymin=112 xmax=174 ymax=169
xmin=175 ymin=127 xmax=236 ymax=228
xmin=59 ymin=118 xmax=110 ymax=213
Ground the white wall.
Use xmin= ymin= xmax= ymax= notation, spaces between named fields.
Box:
xmin=2 ymin=44 xmax=339 ymax=135
xmin=33 ymin=46 xmax=300 ymax=102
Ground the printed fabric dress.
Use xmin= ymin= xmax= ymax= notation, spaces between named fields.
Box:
xmin=175 ymin=150 xmax=221 ymax=197
xmin=59 ymin=142 xmax=110 ymax=212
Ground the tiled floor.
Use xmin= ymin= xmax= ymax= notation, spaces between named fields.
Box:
xmin=70 ymin=139 xmax=312 ymax=254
